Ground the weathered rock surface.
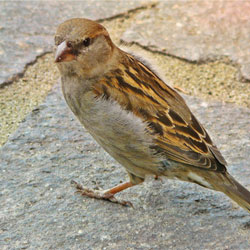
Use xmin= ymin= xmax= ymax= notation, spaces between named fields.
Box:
xmin=122 ymin=1 xmax=250 ymax=80
xmin=1 ymin=84 xmax=249 ymax=249
xmin=1 ymin=1 xmax=250 ymax=249
xmin=0 ymin=0 xmax=149 ymax=86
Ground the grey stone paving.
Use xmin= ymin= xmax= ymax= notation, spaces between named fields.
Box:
xmin=0 ymin=84 xmax=249 ymax=249
xmin=122 ymin=1 xmax=250 ymax=80
xmin=1 ymin=1 xmax=250 ymax=249
xmin=0 ymin=0 xmax=149 ymax=86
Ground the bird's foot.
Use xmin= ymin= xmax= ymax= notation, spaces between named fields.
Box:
xmin=71 ymin=180 xmax=133 ymax=207
xmin=154 ymin=175 xmax=164 ymax=183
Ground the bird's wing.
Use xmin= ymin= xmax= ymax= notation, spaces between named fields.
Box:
xmin=92 ymin=53 xmax=227 ymax=172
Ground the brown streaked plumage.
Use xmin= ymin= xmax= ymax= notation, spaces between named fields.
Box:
xmin=55 ymin=18 xmax=250 ymax=212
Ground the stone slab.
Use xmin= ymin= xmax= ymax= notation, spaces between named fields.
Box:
xmin=122 ymin=1 xmax=250 ymax=80
xmin=0 ymin=83 xmax=249 ymax=249
xmin=0 ymin=0 xmax=150 ymax=86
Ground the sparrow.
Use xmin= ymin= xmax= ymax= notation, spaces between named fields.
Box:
xmin=54 ymin=18 xmax=250 ymax=212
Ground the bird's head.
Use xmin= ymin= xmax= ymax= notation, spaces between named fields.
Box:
xmin=54 ymin=18 xmax=115 ymax=78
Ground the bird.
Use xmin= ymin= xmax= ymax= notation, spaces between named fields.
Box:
xmin=54 ymin=18 xmax=250 ymax=212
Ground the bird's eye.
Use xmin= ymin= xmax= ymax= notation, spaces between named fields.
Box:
xmin=82 ymin=38 xmax=91 ymax=47
xmin=66 ymin=41 xmax=73 ymax=48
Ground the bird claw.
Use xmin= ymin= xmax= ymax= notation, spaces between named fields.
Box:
xmin=154 ymin=175 xmax=164 ymax=183
xmin=71 ymin=180 xmax=133 ymax=207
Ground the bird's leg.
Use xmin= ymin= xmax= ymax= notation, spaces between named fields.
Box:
xmin=71 ymin=180 xmax=134 ymax=207
xmin=154 ymin=175 xmax=164 ymax=183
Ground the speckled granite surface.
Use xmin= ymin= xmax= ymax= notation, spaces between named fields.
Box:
xmin=0 ymin=1 xmax=250 ymax=249
xmin=0 ymin=84 xmax=249 ymax=249
xmin=122 ymin=1 xmax=250 ymax=80
xmin=0 ymin=0 xmax=150 ymax=86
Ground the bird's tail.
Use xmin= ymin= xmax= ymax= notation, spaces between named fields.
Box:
xmin=213 ymin=172 xmax=250 ymax=213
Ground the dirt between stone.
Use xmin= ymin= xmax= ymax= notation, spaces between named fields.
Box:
xmin=0 ymin=12 xmax=249 ymax=146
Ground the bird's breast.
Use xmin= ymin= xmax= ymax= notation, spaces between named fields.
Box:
xmin=61 ymin=76 xmax=162 ymax=176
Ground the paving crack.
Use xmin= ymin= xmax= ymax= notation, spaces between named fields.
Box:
xmin=0 ymin=51 xmax=51 ymax=89
xmin=97 ymin=2 xmax=157 ymax=22
xmin=0 ymin=3 xmax=157 ymax=146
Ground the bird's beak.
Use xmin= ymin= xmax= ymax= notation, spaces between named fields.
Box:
xmin=55 ymin=41 xmax=76 ymax=63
